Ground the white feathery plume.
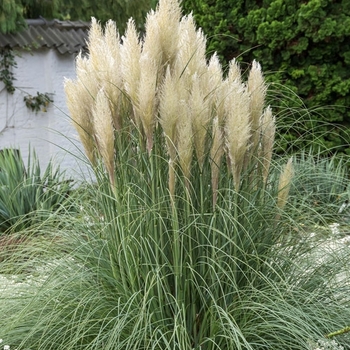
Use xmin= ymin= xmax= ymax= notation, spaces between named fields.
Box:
xmin=247 ymin=60 xmax=267 ymax=154
xmin=277 ymin=157 xmax=293 ymax=211
xmin=120 ymin=18 xmax=142 ymax=127
xmin=259 ymin=106 xmax=276 ymax=184
xmin=92 ymin=89 xmax=115 ymax=187
xmin=189 ymin=73 xmax=211 ymax=170
xmin=224 ymin=80 xmax=251 ymax=190
xmin=135 ymin=53 xmax=158 ymax=153
xmin=175 ymin=13 xmax=207 ymax=83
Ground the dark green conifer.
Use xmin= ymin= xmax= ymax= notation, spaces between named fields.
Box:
xmin=182 ymin=0 xmax=350 ymax=154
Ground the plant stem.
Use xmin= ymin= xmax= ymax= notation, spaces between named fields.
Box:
xmin=326 ymin=326 xmax=350 ymax=338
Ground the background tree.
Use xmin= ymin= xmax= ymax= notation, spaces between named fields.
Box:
xmin=181 ymin=0 xmax=350 ymax=154
xmin=0 ymin=0 xmax=26 ymax=33
xmin=0 ymin=0 xmax=157 ymax=33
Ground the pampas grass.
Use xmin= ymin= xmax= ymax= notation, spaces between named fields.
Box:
xmin=64 ymin=3 xmax=277 ymax=200
xmin=2 ymin=1 xmax=350 ymax=350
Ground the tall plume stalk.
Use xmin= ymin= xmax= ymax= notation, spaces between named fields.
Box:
xmin=224 ymin=81 xmax=251 ymax=191
xmin=247 ymin=60 xmax=267 ymax=155
xmin=65 ymin=0 xmax=290 ymax=207
xmin=277 ymin=157 xmax=294 ymax=211
xmin=259 ymin=106 xmax=276 ymax=185
xmin=93 ymin=89 xmax=115 ymax=188
xmin=275 ymin=157 xmax=294 ymax=222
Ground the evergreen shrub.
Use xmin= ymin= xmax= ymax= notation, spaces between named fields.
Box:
xmin=181 ymin=0 xmax=350 ymax=154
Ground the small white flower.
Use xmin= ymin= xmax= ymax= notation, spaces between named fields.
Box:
xmin=4 ymin=345 xmax=10 ymax=350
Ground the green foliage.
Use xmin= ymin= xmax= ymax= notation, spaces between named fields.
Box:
xmin=24 ymin=91 xmax=54 ymax=113
xmin=268 ymin=82 xmax=350 ymax=155
xmin=0 ymin=0 xmax=26 ymax=33
xmin=1 ymin=133 xmax=350 ymax=349
xmin=0 ymin=148 xmax=74 ymax=233
xmin=58 ymin=0 xmax=157 ymax=31
xmin=181 ymin=0 xmax=350 ymax=154
xmin=0 ymin=47 xmax=17 ymax=93
xmin=288 ymin=150 xmax=350 ymax=224
xmin=21 ymin=0 xmax=62 ymax=19
xmin=0 ymin=0 xmax=157 ymax=34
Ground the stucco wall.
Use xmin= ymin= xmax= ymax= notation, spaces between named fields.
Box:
xmin=0 ymin=48 xmax=91 ymax=181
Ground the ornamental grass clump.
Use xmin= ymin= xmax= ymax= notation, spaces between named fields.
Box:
xmin=1 ymin=1 xmax=350 ymax=349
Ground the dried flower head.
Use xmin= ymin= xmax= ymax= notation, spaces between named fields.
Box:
xmin=224 ymin=81 xmax=251 ymax=190
xmin=142 ymin=9 xmax=163 ymax=71
xmin=102 ymin=20 xmax=123 ymax=130
xmin=159 ymin=67 xmax=186 ymax=196
xmin=190 ymin=73 xmax=211 ymax=169
xmin=247 ymin=60 xmax=267 ymax=153
xmin=259 ymin=106 xmax=276 ymax=184
xmin=154 ymin=0 xmax=182 ymax=68
xmin=159 ymin=66 xmax=182 ymax=160
xmin=135 ymin=54 xmax=158 ymax=153
xmin=227 ymin=58 xmax=242 ymax=84
xmin=175 ymin=13 xmax=207 ymax=83
xmin=87 ymin=18 xmax=105 ymax=73
xmin=207 ymin=53 xmax=223 ymax=96
xmin=92 ymin=89 xmax=115 ymax=187
xmin=120 ymin=18 xmax=142 ymax=127
xmin=211 ymin=116 xmax=225 ymax=206
xmin=176 ymin=98 xmax=193 ymax=183
xmin=64 ymin=0 xmax=275 ymax=200
xmin=277 ymin=157 xmax=294 ymax=210
xmin=64 ymin=78 xmax=96 ymax=166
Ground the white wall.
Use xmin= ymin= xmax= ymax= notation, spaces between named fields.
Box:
xmin=0 ymin=48 xmax=91 ymax=182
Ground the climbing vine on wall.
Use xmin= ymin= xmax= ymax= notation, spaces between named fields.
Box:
xmin=0 ymin=47 xmax=54 ymax=112
xmin=24 ymin=92 xmax=54 ymax=112
xmin=0 ymin=47 xmax=17 ymax=93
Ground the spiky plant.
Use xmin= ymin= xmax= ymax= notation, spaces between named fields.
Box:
xmin=0 ymin=148 xmax=73 ymax=234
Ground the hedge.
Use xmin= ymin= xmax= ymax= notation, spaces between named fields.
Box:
xmin=181 ymin=0 xmax=350 ymax=154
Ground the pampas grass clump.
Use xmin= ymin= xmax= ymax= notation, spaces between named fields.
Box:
xmin=1 ymin=1 xmax=350 ymax=349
